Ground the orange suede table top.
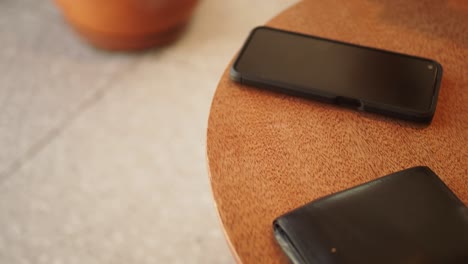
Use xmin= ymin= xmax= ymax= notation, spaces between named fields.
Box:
xmin=207 ymin=1 xmax=468 ymax=263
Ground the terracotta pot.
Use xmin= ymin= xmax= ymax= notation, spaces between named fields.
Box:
xmin=54 ymin=0 xmax=199 ymax=50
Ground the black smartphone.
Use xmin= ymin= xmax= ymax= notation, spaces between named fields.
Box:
xmin=231 ymin=26 xmax=443 ymax=123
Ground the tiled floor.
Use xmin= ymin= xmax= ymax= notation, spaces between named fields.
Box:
xmin=0 ymin=0 xmax=297 ymax=263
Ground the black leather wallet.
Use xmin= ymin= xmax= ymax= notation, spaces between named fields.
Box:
xmin=273 ymin=166 xmax=468 ymax=264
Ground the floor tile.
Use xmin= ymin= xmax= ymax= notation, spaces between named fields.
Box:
xmin=0 ymin=0 xmax=136 ymax=176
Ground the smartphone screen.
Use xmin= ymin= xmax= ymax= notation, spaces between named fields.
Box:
xmin=232 ymin=27 xmax=441 ymax=119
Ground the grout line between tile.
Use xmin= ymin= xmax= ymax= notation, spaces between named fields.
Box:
xmin=0 ymin=58 xmax=143 ymax=185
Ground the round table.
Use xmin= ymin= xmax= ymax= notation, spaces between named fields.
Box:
xmin=207 ymin=1 xmax=468 ymax=263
